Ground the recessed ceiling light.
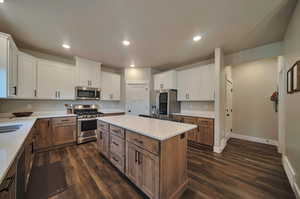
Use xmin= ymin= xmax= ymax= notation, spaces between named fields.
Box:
xmin=62 ymin=44 xmax=71 ymax=49
xmin=123 ymin=40 xmax=130 ymax=46
xmin=130 ymin=64 xmax=135 ymax=67
xmin=0 ymin=0 xmax=4 ymax=3
xmin=193 ymin=35 xmax=202 ymax=42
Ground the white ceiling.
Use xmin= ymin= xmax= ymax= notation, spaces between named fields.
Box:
xmin=0 ymin=0 xmax=296 ymax=68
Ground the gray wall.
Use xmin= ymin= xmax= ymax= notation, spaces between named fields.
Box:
xmin=232 ymin=58 xmax=278 ymax=140
xmin=283 ymin=1 xmax=300 ymax=188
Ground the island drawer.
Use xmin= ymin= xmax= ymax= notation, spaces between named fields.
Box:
xmin=98 ymin=121 xmax=109 ymax=132
xmin=110 ymin=152 xmax=124 ymax=173
xmin=126 ymin=130 xmax=159 ymax=155
xmin=52 ymin=117 xmax=76 ymax=125
xmin=110 ymin=134 xmax=125 ymax=156
xmin=110 ymin=125 xmax=125 ymax=138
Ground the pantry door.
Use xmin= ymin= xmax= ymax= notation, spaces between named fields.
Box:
xmin=126 ymin=81 xmax=150 ymax=116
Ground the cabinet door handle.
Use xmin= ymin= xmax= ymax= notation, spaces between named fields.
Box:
xmin=112 ymin=156 xmax=119 ymax=162
xmin=134 ymin=138 xmax=143 ymax=145
xmin=135 ymin=151 xmax=138 ymax=163
xmin=99 ymin=131 xmax=103 ymax=139
xmin=58 ymin=91 xmax=61 ymax=98
xmin=0 ymin=176 xmax=15 ymax=192
xmin=112 ymin=141 xmax=119 ymax=146
xmin=34 ymin=89 xmax=37 ymax=97
xmin=48 ymin=120 xmax=50 ymax=127
xmin=13 ymin=86 xmax=17 ymax=95
xmin=138 ymin=152 xmax=142 ymax=165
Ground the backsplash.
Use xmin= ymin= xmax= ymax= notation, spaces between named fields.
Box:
xmin=180 ymin=101 xmax=214 ymax=112
xmin=0 ymin=99 xmax=124 ymax=113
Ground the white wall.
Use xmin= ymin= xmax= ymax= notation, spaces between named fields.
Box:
xmin=232 ymin=58 xmax=278 ymax=141
xmin=283 ymin=0 xmax=300 ymax=191
xmin=214 ymin=48 xmax=226 ymax=153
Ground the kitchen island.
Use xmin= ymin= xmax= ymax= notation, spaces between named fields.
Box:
xmin=97 ymin=115 xmax=197 ymax=199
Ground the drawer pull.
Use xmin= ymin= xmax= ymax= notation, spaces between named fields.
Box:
xmin=134 ymin=138 xmax=143 ymax=145
xmin=135 ymin=151 xmax=138 ymax=162
xmin=112 ymin=157 xmax=119 ymax=162
xmin=0 ymin=176 xmax=15 ymax=192
xmin=138 ymin=153 xmax=142 ymax=165
xmin=112 ymin=141 xmax=119 ymax=146
xmin=113 ymin=129 xmax=120 ymax=134
xmin=60 ymin=119 xmax=71 ymax=122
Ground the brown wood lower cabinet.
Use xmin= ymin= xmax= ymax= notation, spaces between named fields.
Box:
xmin=173 ymin=115 xmax=214 ymax=147
xmin=127 ymin=142 xmax=159 ymax=199
xmin=0 ymin=158 xmax=16 ymax=199
xmin=34 ymin=117 xmax=77 ymax=151
xmin=34 ymin=118 xmax=53 ymax=150
xmin=96 ymin=121 xmax=110 ymax=158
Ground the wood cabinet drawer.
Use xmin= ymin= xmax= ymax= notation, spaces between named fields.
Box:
xmin=52 ymin=117 xmax=76 ymax=125
xmin=98 ymin=121 xmax=109 ymax=132
xmin=172 ymin=115 xmax=183 ymax=122
xmin=110 ymin=125 xmax=125 ymax=138
xmin=110 ymin=134 xmax=125 ymax=156
xmin=126 ymin=130 xmax=159 ymax=155
xmin=110 ymin=152 xmax=124 ymax=173
xmin=197 ymin=118 xmax=214 ymax=127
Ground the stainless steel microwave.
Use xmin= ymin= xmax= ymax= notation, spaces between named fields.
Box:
xmin=75 ymin=87 xmax=101 ymax=100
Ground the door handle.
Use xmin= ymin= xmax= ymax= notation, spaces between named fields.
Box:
xmin=135 ymin=151 xmax=138 ymax=162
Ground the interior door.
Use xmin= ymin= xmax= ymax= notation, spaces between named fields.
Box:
xmin=126 ymin=82 xmax=150 ymax=115
xmin=225 ymin=81 xmax=233 ymax=135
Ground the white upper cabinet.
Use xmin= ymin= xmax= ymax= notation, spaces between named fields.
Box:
xmin=37 ymin=59 xmax=76 ymax=100
xmin=153 ymin=70 xmax=177 ymax=90
xmin=101 ymin=71 xmax=121 ymax=101
xmin=0 ymin=33 xmax=19 ymax=98
xmin=17 ymin=52 xmax=37 ymax=98
xmin=177 ymin=64 xmax=215 ymax=101
xmin=76 ymin=57 xmax=101 ymax=88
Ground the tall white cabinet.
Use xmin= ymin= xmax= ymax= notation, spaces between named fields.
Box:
xmin=153 ymin=70 xmax=177 ymax=90
xmin=0 ymin=33 xmax=19 ymax=98
xmin=177 ymin=64 xmax=215 ymax=101
xmin=101 ymin=71 xmax=121 ymax=101
xmin=18 ymin=52 xmax=37 ymax=98
xmin=76 ymin=57 xmax=101 ymax=88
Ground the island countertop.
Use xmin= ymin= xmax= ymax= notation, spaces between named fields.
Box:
xmin=97 ymin=115 xmax=197 ymax=141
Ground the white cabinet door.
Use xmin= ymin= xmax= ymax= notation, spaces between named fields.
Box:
xmin=76 ymin=57 xmax=101 ymax=88
xmin=177 ymin=64 xmax=214 ymax=101
xmin=58 ymin=65 xmax=76 ymax=100
xmin=101 ymin=71 xmax=121 ymax=101
xmin=18 ymin=53 xmax=37 ymax=98
xmin=37 ymin=59 xmax=76 ymax=100
xmin=8 ymin=40 xmax=18 ymax=97
xmin=199 ymin=64 xmax=214 ymax=100
xmin=37 ymin=60 xmax=59 ymax=99
xmin=177 ymin=69 xmax=193 ymax=101
xmin=154 ymin=70 xmax=177 ymax=90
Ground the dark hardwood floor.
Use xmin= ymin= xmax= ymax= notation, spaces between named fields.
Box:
xmin=27 ymin=138 xmax=295 ymax=199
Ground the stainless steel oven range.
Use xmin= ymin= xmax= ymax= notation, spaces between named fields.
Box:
xmin=70 ymin=104 xmax=103 ymax=144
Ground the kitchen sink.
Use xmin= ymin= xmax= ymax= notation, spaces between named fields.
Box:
xmin=0 ymin=124 xmax=22 ymax=134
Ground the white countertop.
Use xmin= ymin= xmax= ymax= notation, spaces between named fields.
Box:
xmin=100 ymin=109 xmax=125 ymax=114
xmin=98 ymin=115 xmax=197 ymax=141
xmin=0 ymin=112 xmax=76 ymax=184
xmin=172 ymin=111 xmax=215 ymax=119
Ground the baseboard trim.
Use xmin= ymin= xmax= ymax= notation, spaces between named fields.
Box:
xmin=230 ymin=133 xmax=279 ymax=146
xmin=282 ymin=155 xmax=300 ymax=199
xmin=213 ymin=132 xmax=230 ymax=153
